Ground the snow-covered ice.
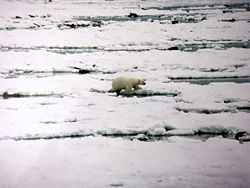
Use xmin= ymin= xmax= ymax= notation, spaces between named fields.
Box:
xmin=1 ymin=137 xmax=250 ymax=188
xmin=0 ymin=0 xmax=250 ymax=187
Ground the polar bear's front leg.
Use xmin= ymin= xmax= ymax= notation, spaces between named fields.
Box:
xmin=134 ymin=85 xmax=142 ymax=90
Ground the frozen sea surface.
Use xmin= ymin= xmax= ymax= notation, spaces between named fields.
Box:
xmin=0 ymin=0 xmax=250 ymax=187
xmin=1 ymin=137 xmax=250 ymax=188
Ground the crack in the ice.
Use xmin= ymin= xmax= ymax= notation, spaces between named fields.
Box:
xmin=0 ymin=39 xmax=249 ymax=54
xmin=1 ymin=91 xmax=66 ymax=99
xmin=0 ymin=129 xmax=242 ymax=142
xmin=170 ymin=76 xmax=250 ymax=85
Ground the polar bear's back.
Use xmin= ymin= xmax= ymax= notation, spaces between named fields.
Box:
xmin=112 ymin=77 xmax=135 ymax=89
xmin=112 ymin=77 xmax=138 ymax=89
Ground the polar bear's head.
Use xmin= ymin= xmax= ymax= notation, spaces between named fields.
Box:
xmin=138 ymin=79 xmax=146 ymax=85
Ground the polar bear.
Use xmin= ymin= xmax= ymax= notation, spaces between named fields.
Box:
xmin=108 ymin=77 xmax=146 ymax=96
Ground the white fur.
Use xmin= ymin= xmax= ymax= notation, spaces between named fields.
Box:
xmin=108 ymin=77 xmax=146 ymax=95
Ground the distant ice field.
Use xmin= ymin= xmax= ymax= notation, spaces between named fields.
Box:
xmin=0 ymin=0 xmax=250 ymax=186
xmin=0 ymin=0 xmax=250 ymax=141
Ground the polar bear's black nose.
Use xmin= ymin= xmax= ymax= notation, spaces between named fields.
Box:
xmin=142 ymin=80 xmax=146 ymax=85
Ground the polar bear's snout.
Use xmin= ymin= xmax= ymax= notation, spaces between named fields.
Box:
xmin=141 ymin=80 xmax=146 ymax=85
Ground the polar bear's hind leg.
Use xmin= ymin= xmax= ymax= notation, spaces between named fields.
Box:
xmin=125 ymin=86 xmax=132 ymax=95
xmin=116 ymin=89 xmax=122 ymax=96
